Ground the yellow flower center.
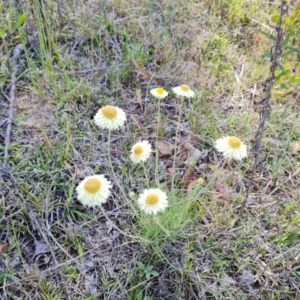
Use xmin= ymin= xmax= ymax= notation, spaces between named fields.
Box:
xmin=228 ymin=136 xmax=242 ymax=148
xmin=145 ymin=193 xmax=159 ymax=205
xmin=84 ymin=178 xmax=101 ymax=193
xmin=180 ymin=84 xmax=190 ymax=92
xmin=101 ymin=106 xmax=117 ymax=119
xmin=133 ymin=145 xmax=143 ymax=155
xmin=197 ymin=177 xmax=204 ymax=184
xmin=156 ymin=87 xmax=165 ymax=94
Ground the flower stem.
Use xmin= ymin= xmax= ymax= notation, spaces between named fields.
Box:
xmin=171 ymin=97 xmax=182 ymax=195
xmin=142 ymin=162 xmax=150 ymax=188
xmin=154 ymin=98 xmax=161 ymax=186
xmin=154 ymin=217 xmax=170 ymax=237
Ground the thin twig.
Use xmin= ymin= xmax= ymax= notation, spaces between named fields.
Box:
xmin=238 ymin=0 xmax=289 ymax=220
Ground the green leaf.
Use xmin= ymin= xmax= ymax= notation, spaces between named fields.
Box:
xmin=284 ymin=16 xmax=291 ymax=25
xmin=0 ymin=28 xmax=7 ymax=39
xmin=150 ymin=270 xmax=158 ymax=277
xmin=67 ymin=266 xmax=77 ymax=276
xmin=286 ymin=45 xmax=300 ymax=55
xmin=271 ymin=15 xmax=280 ymax=23
xmin=261 ymin=51 xmax=271 ymax=59
xmin=282 ymin=31 xmax=295 ymax=47
xmin=291 ymin=213 xmax=300 ymax=225
xmin=276 ymin=69 xmax=290 ymax=81
xmin=275 ymin=230 xmax=300 ymax=245
xmin=282 ymin=49 xmax=297 ymax=58
xmin=137 ymin=262 xmax=145 ymax=270
xmin=144 ymin=265 xmax=153 ymax=273
xmin=289 ymin=74 xmax=300 ymax=83
xmin=277 ymin=62 xmax=285 ymax=71
xmin=17 ymin=13 xmax=27 ymax=27
xmin=280 ymin=83 xmax=288 ymax=89
xmin=145 ymin=270 xmax=158 ymax=279
xmin=261 ymin=31 xmax=276 ymax=41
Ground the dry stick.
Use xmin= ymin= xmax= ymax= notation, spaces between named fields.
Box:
xmin=238 ymin=0 xmax=289 ymax=219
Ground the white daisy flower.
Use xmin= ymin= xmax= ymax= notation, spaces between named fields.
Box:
xmin=137 ymin=188 xmax=168 ymax=215
xmin=94 ymin=105 xmax=126 ymax=130
xmin=130 ymin=140 xmax=152 ymax=164
xmin=172 ymin=84 xmax=195 ymax=98
xmin=76 ymin=175 xmax=112 ymax=207
xmin=215 ymin=136 xmax=247 ymax=160
xmin=150 ymin=87 xmax=168 ymax=99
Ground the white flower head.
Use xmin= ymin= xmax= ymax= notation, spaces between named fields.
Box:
xmin=130 ymin=140 xmax=152 ymax=164
xmin=137 ymin=188 xmax=168 ymax=215
xmin=76 ymin=175 xmax=112 ymax=207
xmin=150 ymin=87 xmax=168 ymax=99
xmin=215 ymin=136 xmax=247 ymax=160
xmin=172 ymin=84 xmax=195 ymax=98
xmin=94 ymin=105 xmax=126 ymax=130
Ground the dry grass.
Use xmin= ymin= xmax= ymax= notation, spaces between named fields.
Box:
xmin=1 ymin=0 xmax=300 ymax=299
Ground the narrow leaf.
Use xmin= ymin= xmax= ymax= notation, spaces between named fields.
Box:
xmin=17 ymin=13 xmax=27 ymax=27
xmin=261 ymin=31 xmax=276 ymax=41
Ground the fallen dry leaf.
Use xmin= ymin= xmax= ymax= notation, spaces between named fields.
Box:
xmin=187 ymin=180 xmax=197 ymax=195
xmin=157 ymin=140 xmax=175 ymax=156
xmin=212 ymin=182 xmax=226 ymax=199
xmin=131 ymin=58 xmax=165 ymax=83
xmin=157 ymin=115 xmax=164 ymax=137
xmin=131 ymin=58 xmax=153 ymax=80
xmin=136 ymin=88 xmax=142 ymax=108
xmin=167 ymin=167 xmax=174 ymax=174
xmin=215 ymin=182 xmax=225 ymax=193
xmin=0 ymin=243 xmax=9 ymax=254
xmin=290 ymin=141 xmax=300 ymax=153
xmin=41 ymin=128 xmax=52 ymax=151
xmin=199 ymin=163 xmax=211 ymax=170
xmin=67 ymin=162 xmax=81 ymax=183
xmin=181 ymin=169 xmax=197 ymax=186
xmin=130 ymin=114 xmax=141 ymax=128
